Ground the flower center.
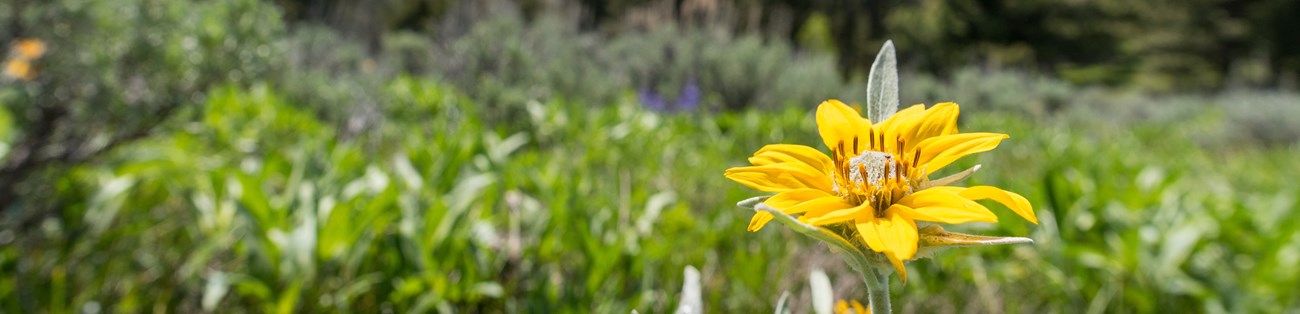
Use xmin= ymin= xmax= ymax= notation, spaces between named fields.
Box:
xmin=830 ymin=132 xmax=914 ymax=217
xmin=848 ymin=151 xmax=896 ymax=188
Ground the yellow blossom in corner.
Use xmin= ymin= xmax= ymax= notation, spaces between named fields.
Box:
xmin=4 ymin=38 xmax=46 ymax=81
xmin=724 ymin=100 xmax=1037 ymax=282
xmin=834 ymin=299 xmax=869 ymax=314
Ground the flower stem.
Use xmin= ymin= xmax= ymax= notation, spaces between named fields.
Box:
xmin=861 ymin=267 xmax=891 ymax=314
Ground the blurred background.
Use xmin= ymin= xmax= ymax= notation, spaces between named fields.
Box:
xmin=2 ymin=0 xmax=1299 ymax=312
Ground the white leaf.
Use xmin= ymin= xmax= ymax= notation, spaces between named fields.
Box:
xmin=809 ymin=269 xmax=834 ymax=314
xmin=202 ymin=271 xmax=231 ymax=310
xmin=676 ymin=265 xmax=703 ymax=314
xmin=866 ymin=40 xmax=899 ymax=123
xmin=774 ymin=291 xmax=793 ymax=314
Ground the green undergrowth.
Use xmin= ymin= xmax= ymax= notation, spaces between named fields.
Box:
xmin=1 ymin=77 xmax=1297 ymax=313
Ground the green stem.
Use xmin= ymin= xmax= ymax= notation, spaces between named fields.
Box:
xmin=861 ymin=267 xmax=891 ymax=314
xmin=748 ymin=204 xmax=895 ymax=313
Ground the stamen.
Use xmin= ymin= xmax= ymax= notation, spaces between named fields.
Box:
xmin=895 ymin=160 xmax=904 ymax=181
xmin=912 ymin=149 xmax=921 ymax=167
xmin=877 ymin=189 xmax=890 ymax=218
xmin=857 ymin=164 xmax=869 ymax=187
xmin=878 ymin=133 xmax=885 ymax=152
xmin=869 ymin=129 xmax=877 ymax=150
xmin=833 ymin=149 xmax=840 ymax=163
xmin=853 ymin=136 xmax=859 ymax=154
xmin=883 ymin=157 xmax=892 ymax=181
xmin=836 ymin=140 xmax=847 ymax=183
xmin=838 ymin=161 xmax=849 ymax=191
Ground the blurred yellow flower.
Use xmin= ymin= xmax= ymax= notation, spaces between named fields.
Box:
xmin=14 ymin=39 xmax=46 ymax=59
xmin=4 ymin=38 xmax=46 ymax=81
xmin=834 ymin=299 xmax=869 ymax=314
xmin=3 ymin=58 xmax=33 ymax=81
xmin=725 ymin=100 xmax=1037 ymax=282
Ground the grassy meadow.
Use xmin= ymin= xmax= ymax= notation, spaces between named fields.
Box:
xmin=3 ymin=0 xmax=1300 ymax=313
xmin=4 ymin=77 xmax=1299 ymax=312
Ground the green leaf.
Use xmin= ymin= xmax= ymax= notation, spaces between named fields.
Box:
xmin=915 ymin=225 xmax=1033 ymax=259
xmin=736 ymin=195 xmax=770 ymax=209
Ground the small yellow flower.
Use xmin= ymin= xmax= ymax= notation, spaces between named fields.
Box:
xmin=4 ymin=38 xmax=46 ymax=81
xmin=14 ymin=39 xmax=46 ymax=59
xmin=725 ymin=100 xmax=1037 ymax=281
xmin=3 ymin=58 xmax=33 ymax=81
xmin=834 ymin=299 xmax=869 ymax=314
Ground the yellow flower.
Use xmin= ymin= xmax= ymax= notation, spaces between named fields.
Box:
xmin=4 ymin=38 xmax=46 ymax=81
xmin=14 ymin=39 xmax=46 ymax=59
xmin=3 ymin=58 xmax=33 ymax=81
xmin=725 ymin=100 xmax=1037 ymax=282
xmin=834 ymin=299 xmax=869 ymax=314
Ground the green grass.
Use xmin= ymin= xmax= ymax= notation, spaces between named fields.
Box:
xmin=1 ymin=76 xmax=1298 ymax=313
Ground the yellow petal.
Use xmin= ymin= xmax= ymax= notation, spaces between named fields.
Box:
xmin=749 ymin=189 xmax=853 ymax=231
xmin=816 ymin=100 xmax=873 ymax=154
xmin=725 ymin=162 xmax=834 ymax=192
xmin=747 ymin=144 xmax=834 ymax=172
xmin=902 ymin=102 xmax=959 ymax=152
xmin=747 ymin=212 xmax=774 ymax=232
xmin=835 ymin=299 xmax=868 ymax=314
xmin=769 ymin=190 xmax=853 ymax=215
xmin=921 ymin=185 xmax=964 ymax=193
xmin=851 ymin=300 xmax=867 ymax=314
xmin=749 ymin=189 xmax=847 ymax=232
xmin=896 ymin=188 xmax=998 ymax=224
xmin=878 ymin=104 xmax=926 ymax=132
xmin=888 ymin=251 xmax=908 ymax=284
xmin=777 ymin=197 xmax=854 ymax=216
xmin=914 ymin=132 xmax=1008 ymax=173
xmin=960 ymin=186 xmax=1038 ymax=224
xmin=854 ymin=208 xmax=917 ymax=283
xmin=804 ymin=203 xmax=870 ymax=226
xmin=724 ymin=171 xmax=800 ymax=192
xmin=852 ymin=216 xmax=886 ymax=252
xmin=875 ymin=104 xmax=925 ymax=152
xmin=764 ymin=188 xmax=834 ymax=209
xmin=872 ymin=206 xmax=919 ymax=260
